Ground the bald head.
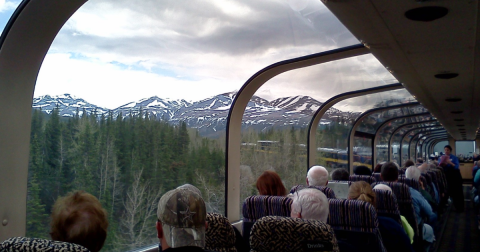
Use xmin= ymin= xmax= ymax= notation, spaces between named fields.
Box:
xmin=373 ymin=184 xmax=392 ymax=192
xmin=307 ymin=166 xmax=329 ymax=186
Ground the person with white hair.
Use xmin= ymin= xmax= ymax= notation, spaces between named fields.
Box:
xmin=290 ymin=188 xmax=329 ymax=222
xmin=405 ymin=166 xmax=437 ymax=251
xmin=406 ymin=166 xmax=438 ymax=211
xmin=306 ymin=166 xmax=329 ymax=186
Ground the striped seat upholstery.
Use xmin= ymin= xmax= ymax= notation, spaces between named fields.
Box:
xmin=371 ymin=182 xmax=419 ymax=238
xmin=206 ymin=213 xmax=237 ymax=252
xmin=327 ymin=199 xmax=386 ymax=252
xmin=250 ymin=216 xmax=340 ymax=252
xmin=419 ymin=175 xmax=436 ymax=200
xmin=0 ymin=237 xmax=90 ymax=252
xmin=398 ymin=168 xmax=406 ymax=175
xmin=397 ymin=177 xmax=420 ymax=191
xmin=428 ymin=168 xmax=448 ymax=197
xmin=242 ymin=195 xmax=292 ymax=243
xmin=349 ymin=175 xmax=376 ymax=184
xmin=373 ymin=189 xmax=402 ymax=225
xmin=372 ymin=173 xmax=382 ymax=181
xmin=290 ymin=185 xmax=336 ymax=199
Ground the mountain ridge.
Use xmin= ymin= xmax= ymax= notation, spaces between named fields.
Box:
xmin=33 ymin=92 xmax=358 ymax=137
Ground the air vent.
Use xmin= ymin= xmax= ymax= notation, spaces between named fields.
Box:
xmin=454 ymin=119 xmax=464 ymax=121
xmin=451 ymin=111 xmax=463 ymax=114
xmin=456 ymin=124 xmax=465 ymax=127
xmin=435 ymin=73 xmax=458 ymax=79
xmin=445 ymin=98 xmax=462 ymax=102
xmin=405 ymin=7 xmax=448 ymax=22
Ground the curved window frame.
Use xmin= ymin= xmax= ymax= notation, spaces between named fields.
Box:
xmin=347 ymin=102 xmax=420 ymax=172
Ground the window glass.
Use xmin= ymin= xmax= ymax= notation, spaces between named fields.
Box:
xmin=29 ymin=0 xmax=364 ymax=249
xmin=375 ymin=117 xmax=436 ymax=164
xmin=393 ymin=126 xmax=443 ymax=166
xmin=434 ymin=141 xmax=449 ymax=155
xmin=353 ymin=136 xmax=372 ymax=169
xmin=239 ymin=52 xmax=397 ymax=216
xmin=455 ymin=141 xmax=475 ymax=163
xmin=0 ymin=0 xmax=21 ymax=34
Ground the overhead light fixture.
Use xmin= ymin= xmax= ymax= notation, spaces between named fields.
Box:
xmin=445 ymin=98 xmax=462 ymax=102
xmin=435 ymin=73 xmax=459 ymax=79
xmin=451 ymin=111 xmax=463 ymax=114
xmin=454 ymin=119 xmax=464 ymax=121
xmin=456 ymin=124 xmax=465 ymax=127
xmin=405 ymin=6 xmax=448 ymax=21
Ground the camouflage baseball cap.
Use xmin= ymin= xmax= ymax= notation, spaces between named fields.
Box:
xmin=157 ymin=187 xmax=206 ymax=248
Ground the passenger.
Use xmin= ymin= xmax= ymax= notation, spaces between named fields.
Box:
xmin=353 ymin=165 xmax=372 ymax=176
xmin=349 ymin=181 xmax=414 ymax=252
xmin=256 ymin=170 xmax=287 ymax=196
xmin=438 ymin=145 xmax=465 ymax=212
xmin=157 ymin=187 xmax=211 ymax=252
xmin=331 ymin=168 xmax=349 ymax=181
xmin=50 ymin=191 xmax=108 ymax=252
xmin=403 ymin=160 xmax=415 ymax=169
xmin=418 ymin=163 xmax=440 ymax=204
xmin=290 ymin=188 xmax=329 ymax=222
xmin=416 ymin=158 xmax=424 ymax=166
xmin=406 ymin=166 xmax=438 ymax=212
xmin=381 ymin=162 xmax=436 ymax=250
xmin=373 ymin=162 xmax=384 ymax=173
xmin=306 ymin=165 xmax=329 ymax=186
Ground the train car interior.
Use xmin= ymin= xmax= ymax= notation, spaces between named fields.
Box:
xmin=0 ymin=0 xmax=479 ymax=251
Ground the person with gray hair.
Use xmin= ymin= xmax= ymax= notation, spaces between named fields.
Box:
xmin=406 ymin=166 xmax=438 ymax=212
xmin=306 ymin=166 xmax=329 ymax=186
xmin=290 ymin=188 xmax=329 ymax=222
xmin=405 ymin=166 xmax=437 ymax=251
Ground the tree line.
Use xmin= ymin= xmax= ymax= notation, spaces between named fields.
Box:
xmin=26 ymin=105 xmax=357 ymax=250
xmin=27 ymin=107 xmax=225 ymax=251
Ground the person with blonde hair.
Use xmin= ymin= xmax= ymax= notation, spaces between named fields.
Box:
xmin=348 ymin=181 xmax=414 ymax=252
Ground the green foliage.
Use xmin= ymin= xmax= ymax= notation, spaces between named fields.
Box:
xmin=27 ymin=109 xmax=225 ymax=251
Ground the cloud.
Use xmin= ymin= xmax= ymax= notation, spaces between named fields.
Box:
xmin=0 ymin=0 xmax=20 ymax=13
xmin=38 ymin=0 xmax=397 ymax=110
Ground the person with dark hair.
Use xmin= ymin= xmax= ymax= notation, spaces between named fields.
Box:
xmin=331 ymin=168 xmax=350 ymax=181
xmin=373 ymin=162 xmax=384 ymax=173
xmin=403 ymin=160 xmax=415 ymax=169
xmin=438 ymin=145 xmax=464 ymax=212
xmin=50 ymin=191 xmax=108 ymax=252
xmin=354 ymin=165 xmax=372 ymax=176
xmin=380 ymin=162 xmax=399 ymax=182
xmin=348 ymin=182 xmax=414 ymax=252
xmin=256 ymin=170 xmax=287 ymax=196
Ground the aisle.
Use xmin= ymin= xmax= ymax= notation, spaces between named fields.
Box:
xmin=436 ymin=185 xmax=479 ymax=252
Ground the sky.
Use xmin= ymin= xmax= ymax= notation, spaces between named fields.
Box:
xmin=1 ymin=0 xmax=398 ymax=110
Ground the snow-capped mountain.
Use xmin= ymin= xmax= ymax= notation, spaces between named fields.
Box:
xmin=115 ymin=96 xmax=191 ymax=120
xmin=32 ymin=92 xmax=358 ymax=137
xmin=32 ymin=94 xmax=108 ymax=117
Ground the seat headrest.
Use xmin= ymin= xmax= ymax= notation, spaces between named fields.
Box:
xmin=206 ymin=213 xmax=237 ymax=252
xmin=0 ymin=237 xmax=90 ymax=252
xmin=250 ymin=216 xmax=339 ymax=252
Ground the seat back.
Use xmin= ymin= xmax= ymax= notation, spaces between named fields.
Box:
xmin=397 ymin=177 xmax=420 ymax=191
xmin=250 ymin=216 xmax=339 ymax=252
xmin=373 ymin=189 xmax=402 ymax=225
xmin=242 ymin=195 xmax=292 ymax=243
xmin=206 ymin=213 xmax=237 ymax=252
xmin=290 ymin=185 xmax=336 ymax=199
xmin=372 ymin=173 xmax=382 ymax=181
xmin=0 ymin=237 xmax=90 ymax=252
xmin=327 ymin=199 xmax=386 ymax=252
xmin=349 ymin=175 xmax=376 ymax=184
xmin=371 ymin=182 xmax=419 ymax=237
